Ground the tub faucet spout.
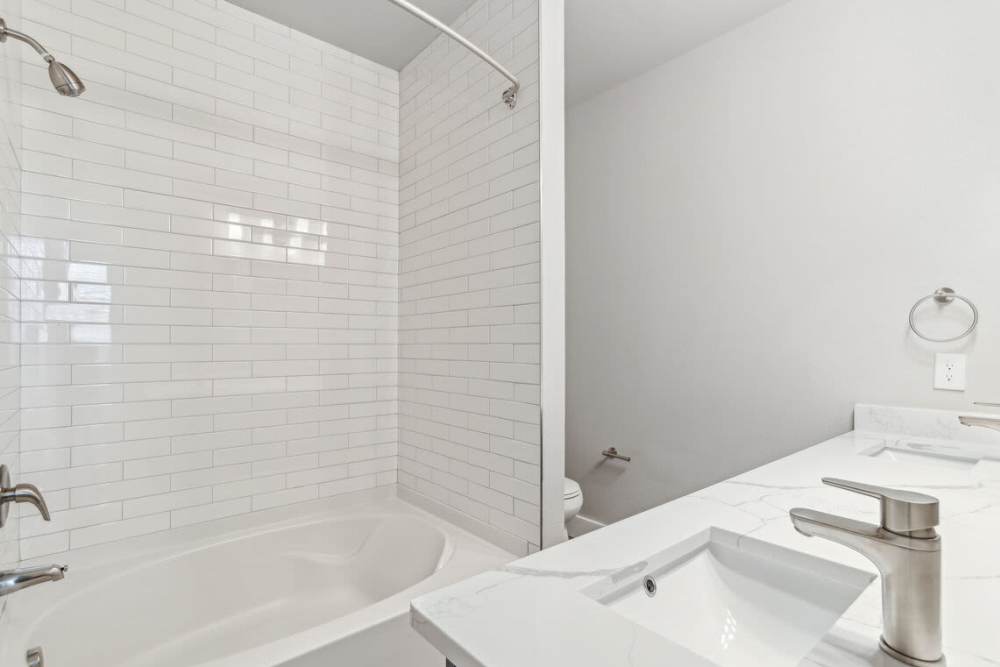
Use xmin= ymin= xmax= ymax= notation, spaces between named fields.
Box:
xmin=0 ymin=564 xmax=67 ymax=598
xmin=790 ymin=478 xmax=942 ymax=666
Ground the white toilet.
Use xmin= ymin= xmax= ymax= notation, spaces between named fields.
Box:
xmin=563 ymin=478 xmax=583 ymax=540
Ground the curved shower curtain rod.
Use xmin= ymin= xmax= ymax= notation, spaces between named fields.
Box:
xmin=385 ymin=0 xmax=520 ymax=109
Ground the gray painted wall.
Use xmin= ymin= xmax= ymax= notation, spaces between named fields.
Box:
xmin=566 ymin=0 xmax=1000 ymax=524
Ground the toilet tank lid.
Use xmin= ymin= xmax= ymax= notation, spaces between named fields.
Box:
xmin=563 ymin=478 xmax=581 ymax=499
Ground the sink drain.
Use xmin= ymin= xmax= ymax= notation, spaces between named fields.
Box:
xmin=642 ymin=575 xmax=657 ymax=597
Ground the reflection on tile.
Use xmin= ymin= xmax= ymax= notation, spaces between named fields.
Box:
xmin=72 ymin=284 xmax=111 ymax=304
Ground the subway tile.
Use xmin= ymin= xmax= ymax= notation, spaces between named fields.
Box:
xmin=213 ymin=408 xmax=286 ymax=432
xmin=171 ymin=361 xmax=251 ymax=380
xmin=174 ymin=143 xmax=253 ymax=173
xmin=23 ymin=173 xmax=123 ymax=206
xmin=212 ymin=474 xmax=284 ymax=502
xmin=21 ymin=502 xmax=122 ymax=538
xmin=172 ymin=395 xmax=251 ymax=417
xmin=125 ymin=73 xmax=215 ymax=113
xmin=123 ymin=415 xmax=213 ymax=440
xmin=21 ymin=449 xmax=72 ymax=474
xmin=318 ymin=473 xmax=376 ymax=498
xmin=123 ymin=344 xmax=211 ymax=363
xmin=124 ymin=451 xmax=212 ymax=478
xmin=72 ymin=438 xmax=171 ymax=466
xmin=28 ymin=462 xmax=123 ymax=492
xmin=124 ymin=380 xmax=212 ymax=401
xmin=170 ymin=498 xmax=250 ymax=527
xmin=20 ymin=533 xmax=71 ymax=559
xmin=125 ymin=190 xmax=213 ymax=218
xmin=71 ymin=512 xmax=170 ymax=549
xmin=70 ymin=476 xmax=170 ymax=507
xmin=4 ymin=0 xmax=544 ymax=553
xmin=252 ymin=484 xmax=317 ymax=511
xmin=171 ymin=463 xmax=251 ymax=491
xmin=74 ymin=119 xmax=172 ymax=157
xmin=72 ymin=363 xmax=170 ymax=384
xmin=171 ymin=429 xmax=252 ymax=455
xmin=72 ymin=400 xmax=171 ymax=425
xmin=124 ymin=152 xmax=214 ymax=184
xmin=71 ymin=201 xmax=170 ymax=232
xmin=22 ymin=423 xmax=123 ymax=452
xmin=123 ymin=487 xmax=213 ymax=519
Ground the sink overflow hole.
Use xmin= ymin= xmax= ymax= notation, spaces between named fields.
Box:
xmin=643 ymin=575 xmax=657 ymax=597
xmin=26 ymin=647 xmax=44 ymax=667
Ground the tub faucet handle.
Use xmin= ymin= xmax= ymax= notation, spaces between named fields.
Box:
xmin=2 ymin=483 xmax=52 ymax=520
xmin=0 ymin=465 xmax=52 ymax=527
xmin=822 ymin=477 xmax=939 ymax=536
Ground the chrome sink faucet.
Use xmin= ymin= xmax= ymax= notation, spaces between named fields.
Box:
xmin=958 ymin=414 xmax=1000 ymax=433
xmin=790 ymin=478 xmax=942 ymax=666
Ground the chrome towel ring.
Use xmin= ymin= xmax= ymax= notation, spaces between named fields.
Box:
xmin=908 ymin=287 xmax=979 ymax=343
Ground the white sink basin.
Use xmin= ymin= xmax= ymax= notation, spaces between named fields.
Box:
xmin=583 ymin=528 xmax=874 ymax=667
xmin=859 ymin=439 xmax=982 ymax=471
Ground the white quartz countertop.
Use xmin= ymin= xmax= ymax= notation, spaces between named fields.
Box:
xmin=409 ymin=405 xmax=1000 ymax=667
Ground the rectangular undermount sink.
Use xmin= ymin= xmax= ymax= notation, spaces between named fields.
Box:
xmin=858 ymin=439 xmax=982 ymax=471
xmin=583 ymin=528 xmax=874 ymax=667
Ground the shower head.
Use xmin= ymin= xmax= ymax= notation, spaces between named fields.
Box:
xmin=0 ymin=17 xmax=85 ymax=97
xmin=47 ymin=58 xmax=85 ymax=97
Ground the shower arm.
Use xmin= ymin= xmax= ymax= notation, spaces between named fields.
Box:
xmin=0 ymin=19 xmax=54 ymax=62
xmin=385 ymin=0 xmax=520 ymax=109
xmin=0 ymin=17 xmax=85 ymax=97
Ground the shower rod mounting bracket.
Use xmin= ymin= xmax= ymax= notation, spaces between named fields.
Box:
xmin=503 ymin=85 xmax=518 ymax=110
xmin=386 ymin=0 xmax=520 ymax=110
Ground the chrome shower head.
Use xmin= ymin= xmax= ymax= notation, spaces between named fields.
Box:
xmin=0 ymin=17 xmax=85 ymax=97
xmin=47 ymin=58 xmax=85 ymax=97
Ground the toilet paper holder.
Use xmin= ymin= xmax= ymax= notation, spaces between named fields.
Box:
xmin=601 ymin=447 xmax=631 ymax=462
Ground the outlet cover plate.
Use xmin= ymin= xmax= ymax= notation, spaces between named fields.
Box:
xmin=934 ymin=353 xmax=967 ymax=391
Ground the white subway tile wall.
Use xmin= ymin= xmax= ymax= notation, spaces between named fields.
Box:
xmin=397 ymin=0 xmax=541 ymax=553
xmin=0 ymin=0 xmax=22 ymax=605
xmin=17 ymin=0 xmax=401 ymax=558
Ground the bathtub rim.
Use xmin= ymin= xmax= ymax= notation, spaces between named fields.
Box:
xmin=1 ymin=487 xmax=514 ymax=667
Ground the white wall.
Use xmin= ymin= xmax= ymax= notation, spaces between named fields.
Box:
xmin=538 ymin=0 xmax=566 ymax=548
xmin=397 ymin=0 xmax=542 ymax=554
xmin=17 ymin=0 xmax=400 ymax=558
xmin=566 ymin=0 xmax=1000 ymax=524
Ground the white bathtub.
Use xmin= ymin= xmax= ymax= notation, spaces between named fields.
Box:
xmin=0 ymin=490 xmax=512 ymax=667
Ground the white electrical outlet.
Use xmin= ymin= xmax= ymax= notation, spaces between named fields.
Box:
xmin=934 ymin=353 xmax=967 ymax=391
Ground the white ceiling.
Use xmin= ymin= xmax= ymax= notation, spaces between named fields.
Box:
xmin=228 ymin=0 xmax=792 ymax=102
xmin=227 ymin=0 xmax=478 ymax=71
xmin=566 ymin=0 xmax=794 ymax=106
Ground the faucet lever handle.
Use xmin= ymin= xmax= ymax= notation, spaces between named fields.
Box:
xmin=822 ymin=477 xmax=939 ymax=536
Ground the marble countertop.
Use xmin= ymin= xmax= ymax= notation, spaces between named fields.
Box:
xmin=409 ymin=405 xmax=1000 ymax=667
